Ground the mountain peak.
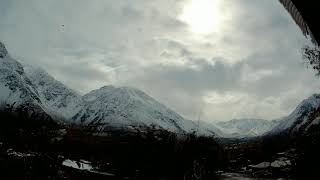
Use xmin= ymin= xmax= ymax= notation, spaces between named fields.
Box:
xmin=0 ymin=42 xmax=24 ymax=75
xmin=216 ymin=118 xmax=278 ymax=137
xmin=305 ymin=93 xmax=320 ymax=104
xmin=269 ymin=94 xmax=320 ymax=134
xmin=0 ymin=41 xmax=8 ymax=58
xmin=89 ymin=85 xmax=146 ymax=99
xmin=98 ymin=85 xmax=140 ymax=92
xmin=75 ymin=85 xmax=219 ymax=135
xmin=99 ymin=85 xmax=115 ymax=90
xmin=294 ymin=94 xmax=320 ymax=114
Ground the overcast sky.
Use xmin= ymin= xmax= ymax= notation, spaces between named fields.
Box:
xmin=0 ymin=0 xmax=319 ymax=122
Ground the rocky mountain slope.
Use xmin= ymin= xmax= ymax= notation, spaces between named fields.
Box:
xmin=270 ymin=94 xmax=320 ymax=135
xmin=72 ymin=85 xmax=224 ymax=136
xmin=0 ymin=41 xmax=51 ymax=120
xmin=216 ymin=94 xmax=320 ymax=137
xmin=25 ymin=67 xmax=83 ymax=120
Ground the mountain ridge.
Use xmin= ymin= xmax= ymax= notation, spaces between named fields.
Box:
xmin=73 ymin=85 xmax=224 ymax=136
xmin=24 ymin=66 xmax=83 ymax=120
xmin=1 ymin=41 xmax=320 ymax=138
xmin=0 ymin=41 xmax=52 ymax=121
xmin=215 ymin=118 xmax=279 ymax=137
xmin=269 ymin=94 xmax=320 ymax=135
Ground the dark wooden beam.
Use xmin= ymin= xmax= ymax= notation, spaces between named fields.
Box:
xmin=279 ymin=0 xmax=320 ymax=45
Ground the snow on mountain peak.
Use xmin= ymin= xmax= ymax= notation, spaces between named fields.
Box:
xmin=296 ymin=94 xmax=320 ymax=111
xmin=0 ymin=41 xmax=8 ymax=58
xmin=0 ymin=44 xmax=24 ymax=76
xmin=68 ymin=85 xmax=216 ymax=136
xmin=0 ymin=42 xmax=51 ymax=120
xmin=270 ymin=94 xmax=320 ymax=134
xmin=74 ymin=85 xmax=186 ymax=131
xmin=24 ymin=66 xmax=83 ymax=120
xmin=83 ymin=85 xmax=164 ymax=109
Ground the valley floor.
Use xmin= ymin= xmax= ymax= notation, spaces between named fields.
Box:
xmin=1 ymin=111 xmax=320 ymax=180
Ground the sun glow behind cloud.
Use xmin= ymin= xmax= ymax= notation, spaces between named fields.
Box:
xmin=179 ymin=0 xmax=222 ymax=34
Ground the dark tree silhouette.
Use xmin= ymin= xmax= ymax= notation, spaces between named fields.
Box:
xmin=303 ymin=45 xmax=320 ymax=75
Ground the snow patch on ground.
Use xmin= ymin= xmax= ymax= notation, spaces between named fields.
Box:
xmin=62 ymin=159 xmax=116 ymax=177
xmin=62 ymin=159 xmax=93 ymax=171
xmin=6 ymin=149 xmax=36 ymax=158
xmin=249 ymin=162 xmax=270 ymax=169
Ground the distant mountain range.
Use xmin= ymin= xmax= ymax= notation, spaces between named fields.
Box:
xmin=215 ymin=119 xmax=279 ymax=138
xmin=214 ymin=94 xmax=320 ymax=137
xmin=1 ymin=41 xmax=320 ymax=138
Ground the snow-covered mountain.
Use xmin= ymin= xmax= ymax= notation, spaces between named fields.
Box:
xmin=6 ymin=40 xmax=320 ymax=138
xmin=0 ymin=41 xmax=223 ymax=136
xmin=0 ymin=41 xmax=51 ymax=120
xmin=24 ymin=67 xmax=83 ymax=120
xmin=215 ymin=119 xmax=279 ymax=137
xmin=24 ymin=67 xmax=222 ymax=135
xmin=72 ymin=85 xmax=223 ymax=136
xmin=215 ymin=94 xmax=320 ymax=137
xmin=270 ymin=94 xmax=320 ymax=135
